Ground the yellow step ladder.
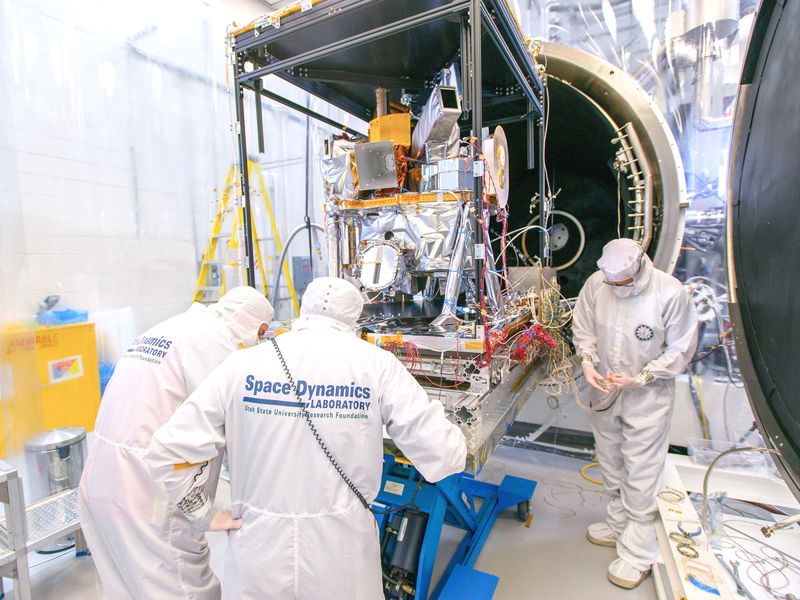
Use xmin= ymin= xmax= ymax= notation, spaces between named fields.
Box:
xmin=194 ymin=160 xmax=300 ymax=314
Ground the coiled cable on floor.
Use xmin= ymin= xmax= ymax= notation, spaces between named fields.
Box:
xmin=579 ymin=462 xmax=603 ymax=486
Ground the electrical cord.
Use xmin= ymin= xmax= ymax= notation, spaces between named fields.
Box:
xmin=579 ymin=462 xmax=602 ymax=485
xmin=540 ymin=476 xmax=604 ymax=519
xmin=658 ymin=487 xmax=686 ymax=503
xmin=678 ymin=521 xmax=702 ymax=538
xmin=176 ymin=460 xmax=212 ymax=517
xmin=269 ymin=338 xmax=421 ymax=515
xmin=687 ymin=285 xmax=741 ymax=386
xmin=669 ymin=531 xmax=699 ymax=547
xmin=721 ymin=520 xmax=800 ymax=597
xmin=36 ymin=544 xmax=75 ymax=555
xmin=687 ymin=573 xmax=717 ymax=593
xmin=615 ymin=167 xmax=622 ymax=238
xmin=724 ymin=521 xmax=800 ymax=567
xmin=304 ymin=112 xmax=314 ymax=266
xmin=677 ymin=543 xmax=700 ymax=559
xmin=762 ymin=512 xmax=800 ymax=538
xmin=688 ymin=368 xmax=710 ymax=439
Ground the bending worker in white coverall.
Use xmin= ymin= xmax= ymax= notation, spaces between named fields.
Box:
xmin=79 ymin=286 xmax=274 ymax=600
xmin=145 ymin=276 xmax=468 ymax=600
xmin=572 ymin=238 xmax=698 ymax=589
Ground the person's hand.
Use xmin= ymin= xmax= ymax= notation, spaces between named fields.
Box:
xmin=582 ymin=362 xmax=608 ymax=393
xmin=209 ymin=510 xmax=243 ymax=532
xmin=608 ymin=373 xmax=644 ymax=390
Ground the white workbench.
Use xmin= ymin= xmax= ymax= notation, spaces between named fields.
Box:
xmin=654 ymin=454 xmax=800 ymax=600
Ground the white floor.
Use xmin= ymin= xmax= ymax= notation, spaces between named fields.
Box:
xmin=7 ymin=446 xmax=654 ymax=599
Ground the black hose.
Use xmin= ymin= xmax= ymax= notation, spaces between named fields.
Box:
xmin=379 ymin=523 xmax=393 ymax=559
xmin=37 ymin=543 xmax=75 ymax=555
xmin=304 ymin=112 xmax=313 ymax=265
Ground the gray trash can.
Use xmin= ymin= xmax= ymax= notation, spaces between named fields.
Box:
xmin=25 ymin=427 xmax=87 ymax=552
xmin=25 ymin=427 xmax=87 ymax=501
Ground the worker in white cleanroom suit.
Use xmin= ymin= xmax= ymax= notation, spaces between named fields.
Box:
xmin=572 ymin=238 xmax=698 ymax=589
xmin=145 ymin=276 xmax=467 ymax=600
xmin=78 ymin=286 xmax=274 ymax=600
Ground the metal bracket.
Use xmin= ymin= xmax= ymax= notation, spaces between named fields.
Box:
xmin=267 ymin=14 xmax=281 ymax=29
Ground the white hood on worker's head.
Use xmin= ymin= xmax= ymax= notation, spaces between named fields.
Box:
xmin=598 ymin=238 xmax=644 ymax=281
xmin=295 ymin=277 xmax=364 ymax=332
xmin=618 ymin=254 xmax=654 ymax=297
xmin=597 ymin=238 xmax=653 ymax=298
xmin=209 ymin=286 xmax=274 ymax=347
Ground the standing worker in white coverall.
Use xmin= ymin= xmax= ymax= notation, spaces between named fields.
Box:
xmin=145 ymin=276 xmax=468 ymax=599
xmin=79 ymin=286 xmax=274 ymax=600
xmin=572 ymin=238 xmax=698 ymax=589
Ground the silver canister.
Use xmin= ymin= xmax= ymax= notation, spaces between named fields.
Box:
xmin=421 ymin=158 xmax=472 ymax=192
xmin=25 ymin=427 xmax=88 ymax=552
xmin=25 ymin=427 xmax=87 ymax=501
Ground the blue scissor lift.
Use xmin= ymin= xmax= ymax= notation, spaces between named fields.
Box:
xmin=374 ymin=455 xmax=537 ymax=600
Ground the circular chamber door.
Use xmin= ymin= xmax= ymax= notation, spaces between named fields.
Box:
xmin=505 ymin=44 xmax=686 ymax=298
xmin=728 ymin=0 xmax=800 ymax=500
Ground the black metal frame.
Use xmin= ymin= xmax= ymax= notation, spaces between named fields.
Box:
xmin=230 ymin=0 xmax=548 ymax=309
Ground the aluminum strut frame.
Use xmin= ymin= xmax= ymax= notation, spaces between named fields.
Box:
xmin=229 ymin=0 xmax=548 ymax=293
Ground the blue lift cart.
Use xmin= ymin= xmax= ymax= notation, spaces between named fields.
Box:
xmin=371 ymin=340 xmax=539 ymax=599
xmin=374 ymin=455 xmax=537 ymax=600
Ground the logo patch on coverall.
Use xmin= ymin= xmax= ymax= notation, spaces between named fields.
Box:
xmin=241 ymin=375 xmax=372 ymax=420
xmin=634 ymin=325 xmax=654 ymax=341
xmin=122 ymin=335 xmax=174 ymax=365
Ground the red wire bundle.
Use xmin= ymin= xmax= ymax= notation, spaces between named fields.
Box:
xmin=383 ymin=340 xmax=464 ymax=389
xmin=383 ymin=340 xmax=421 ymax=371
xmin=510 ymin=324 xmax=558 ymax=363
xmin=498 ymin=209 xmax=509 ymax=286
xmin=477 ymin=328 xmax=509 ymax=367
xmin=532 ymin=323 xmax=558 ymax=349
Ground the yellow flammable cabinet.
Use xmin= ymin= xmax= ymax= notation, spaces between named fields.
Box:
xmin=34 ymin=323 xmax=101 ymax=433
xmin=0 ymin=324 xmax=42 ymax=456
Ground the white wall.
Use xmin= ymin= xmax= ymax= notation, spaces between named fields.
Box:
xmin=1 ymin=0 xmax=226 ymax=328
xmin=0 ymin=0 xmax=362 ymax=334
